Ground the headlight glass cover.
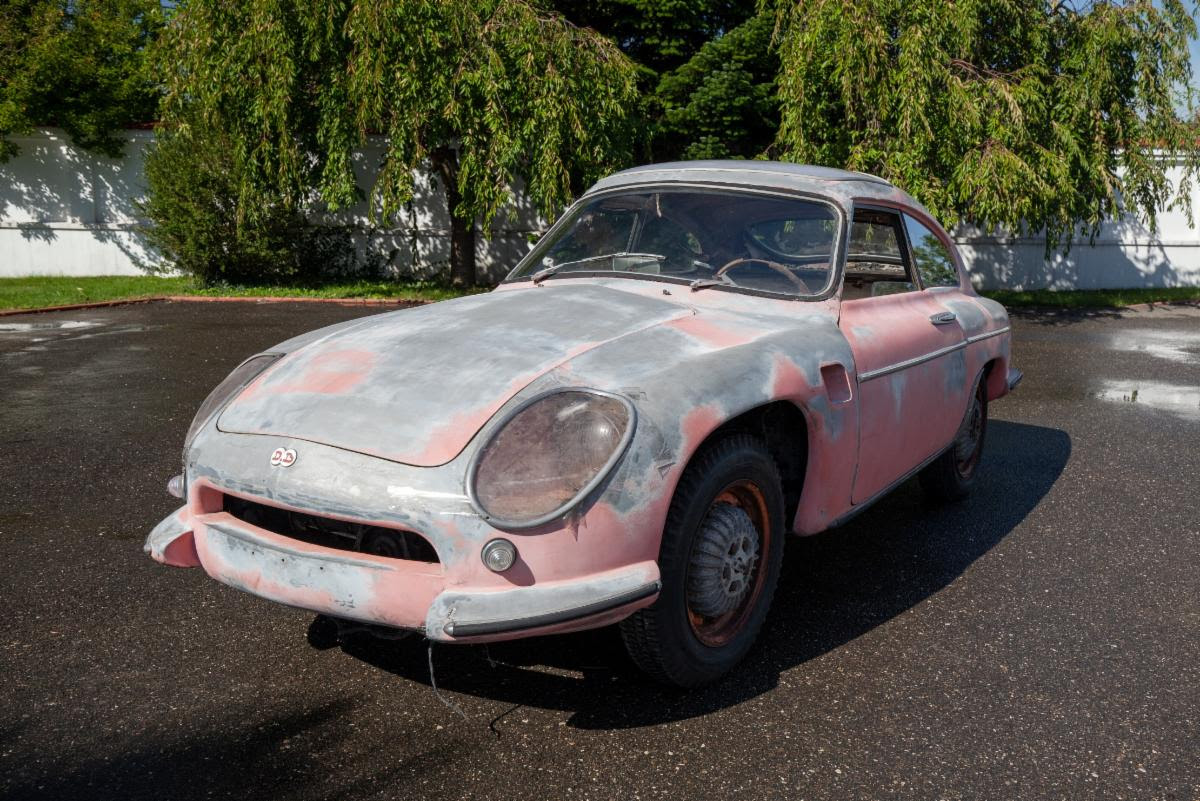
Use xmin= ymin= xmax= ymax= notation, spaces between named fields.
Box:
xmin=185 ymin=354 xmax=281 ymax=447
xmin=469 ymin=389 xmax=635 ymax=528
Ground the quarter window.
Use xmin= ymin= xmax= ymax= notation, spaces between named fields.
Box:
xmin=904 ymin=215 xmax=959 ymax=287
xmin=843 ymin=209 xmax=918 ymax=299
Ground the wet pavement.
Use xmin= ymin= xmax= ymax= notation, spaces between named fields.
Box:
xmin=1 ymin=299 xmax=1197 ymax=801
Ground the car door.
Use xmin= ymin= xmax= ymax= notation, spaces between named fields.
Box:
xmin=838 ymin=205 xmax=968 ymax=504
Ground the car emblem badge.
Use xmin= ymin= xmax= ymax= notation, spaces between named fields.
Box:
xmin=270 ymin=447 xmax=298 ymax=467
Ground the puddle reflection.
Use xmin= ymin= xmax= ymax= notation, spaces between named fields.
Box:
xmin=1106 ymin=328 xmax=1200 ymax=365
xmin=1095 ymin=379 xmax=1200 ymax=420
xmin=0 ymin=320 xmax=100 ymax=333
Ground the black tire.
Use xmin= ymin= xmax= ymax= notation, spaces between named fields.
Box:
xmin=620 ymin=433 xmax=785 ymax=688
xmin=919 ymin=373 xmax=988 ymax=503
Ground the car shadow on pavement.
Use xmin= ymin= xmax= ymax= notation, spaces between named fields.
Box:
xmin=340 ymin=420 xmax=1071 ymax=730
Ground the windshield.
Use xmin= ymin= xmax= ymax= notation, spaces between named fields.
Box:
xmin=508 ymin=188 xmax=841 ymax=298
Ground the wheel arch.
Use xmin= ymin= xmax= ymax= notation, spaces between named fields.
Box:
xmin=982 ymin=355 xmax=1008 ymax=401
xmin=675 ymin=400 xmax=811 ymax=534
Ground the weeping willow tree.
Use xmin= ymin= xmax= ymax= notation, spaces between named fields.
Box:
xmin=148 ymin=0 xmax=640 ymax=286
xmin=769 ymin=0 xmax=1200 ymax=249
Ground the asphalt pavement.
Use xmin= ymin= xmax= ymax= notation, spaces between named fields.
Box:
xmin=1 ymin=298 xmax=1197 ymax=801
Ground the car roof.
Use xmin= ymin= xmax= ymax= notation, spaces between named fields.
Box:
xmin=585 ymin=160 xmax=934 ymax=219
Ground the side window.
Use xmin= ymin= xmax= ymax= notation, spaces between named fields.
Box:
xmin=843 ymin=209 xmax=918 ymax=300
xmin=904 ymin=214 xmax=959 ymax=287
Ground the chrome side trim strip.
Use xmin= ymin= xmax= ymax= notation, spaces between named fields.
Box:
xmin=858 ymin=341 xmax=966 ymax=382
xmin=858 ymin=326 xmax=1011 ymax=382
xmin=966 ymin=326 xmax=1011 ymax=344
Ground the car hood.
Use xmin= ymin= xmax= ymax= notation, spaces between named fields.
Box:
xmin=217 ymin=283 xmax=691 ymax=466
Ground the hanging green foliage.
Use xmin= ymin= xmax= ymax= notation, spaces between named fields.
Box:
xmin=769 ymin=0 xmax=1200 ymax=249
xmin=150 ymin=0 xmax=641 ymax=286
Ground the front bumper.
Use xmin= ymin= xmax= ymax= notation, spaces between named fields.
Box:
xmin=146 ymin=503 xmax=660 ymax=643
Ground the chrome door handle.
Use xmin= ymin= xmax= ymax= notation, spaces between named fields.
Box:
xmin=929 ymin=311 xmax=957 ymax=325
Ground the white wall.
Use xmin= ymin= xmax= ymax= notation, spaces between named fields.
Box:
xmin=0 ymin=129 xmax=544 ymax=284
xmin=0 ymin=129 xmax=159 ymax=276
xmin=956 ymin=192 xmax=1200 ymax=290
xmin=3 ymin=128 xmax=1200 ymax=289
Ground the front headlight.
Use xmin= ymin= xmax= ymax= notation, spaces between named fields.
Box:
xmin=184 ymin=353 xmax=281 ymax=448
xmin=468 ymin=388 xmax=636 ymax=528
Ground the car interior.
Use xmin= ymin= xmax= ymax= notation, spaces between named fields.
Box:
xmin=530 ymin=191 xmax=946 ymax=301
xmin=841 ymin=207 xmax=921 ymax=301
xmin=535 ymin=190 xmax=840 ymax=296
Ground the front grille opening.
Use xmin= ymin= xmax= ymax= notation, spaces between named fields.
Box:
xmin=223 ymin=495 xmax=440 ymax=564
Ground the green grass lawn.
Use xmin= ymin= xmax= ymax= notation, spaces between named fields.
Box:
xmin=2 ymin=275 xmax=1199 ymax=313
xmin=981 ymin=286 xmax=1200 ymax=308
xmin=0 ymin=275 xmax=477 ymax=311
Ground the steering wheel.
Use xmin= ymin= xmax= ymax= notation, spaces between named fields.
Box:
xmin=714 ymin=257 xmax=811 ymax=293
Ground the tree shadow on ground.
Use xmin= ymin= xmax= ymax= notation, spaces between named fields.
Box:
xmin=1009 ymin=306 xmax=1129 ymax=326
xmin=341 ymin=420 xmax=1071 ymax=729
xmin=0 ymin=698 xmax=465 ymax=801
xmin=1008 ymin=304 xmax=1200 ymax=327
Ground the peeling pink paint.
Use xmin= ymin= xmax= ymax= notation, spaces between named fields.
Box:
xmin=668 ymin=314 xmax=759 ymax=349
xmin=771 ymin=354 xmax=810 ymax=399
xmin=680 ymin=404 xmax=723 ymax=453
xmin=267 ymin=349 xmax=377 ymax=396
xmin=160 ymin=531 xmax=200 ymax=567
xmin=410 ymin=371 xmax=543 ymax=466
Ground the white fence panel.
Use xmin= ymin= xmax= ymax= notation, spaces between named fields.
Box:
xmin=3 ymin=128 xmax=1199 ymax=289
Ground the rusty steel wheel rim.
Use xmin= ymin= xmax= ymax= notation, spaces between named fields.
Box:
xmin=685 ymin=479 xmax=772 ymax=648
xmin=954 ymin=389 xmax=985 ymax=479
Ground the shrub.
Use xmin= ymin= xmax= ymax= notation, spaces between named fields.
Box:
xmin=139 ymin=123 xmax=352 ymax=285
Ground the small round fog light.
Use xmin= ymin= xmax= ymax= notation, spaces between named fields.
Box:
xmin=481 ymin=539 xmax=517 ymax=573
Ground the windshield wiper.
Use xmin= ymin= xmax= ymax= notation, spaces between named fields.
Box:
xmin=532 ymin=252 xmax=664 ymax=284
xmin=689 ymin=275 xmax=734 ymax=292
xmin=531 ymin=263 xmax=561 ymax=285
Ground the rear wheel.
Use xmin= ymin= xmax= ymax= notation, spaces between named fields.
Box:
xmin=919 ymin=374 xmax=988 ymax=502
xmin=620 ymin=433 xmax=785 ymax=688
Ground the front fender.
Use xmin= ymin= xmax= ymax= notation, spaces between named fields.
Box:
xmin=536 ymin=308 xmax=860 ymax=539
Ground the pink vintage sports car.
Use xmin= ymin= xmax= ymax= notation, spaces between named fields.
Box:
xmin=147 ymin=161 xmax=1020 ymax=687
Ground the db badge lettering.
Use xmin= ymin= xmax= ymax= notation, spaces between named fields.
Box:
xmin=270 ymin=447 xmax=297 ymax=467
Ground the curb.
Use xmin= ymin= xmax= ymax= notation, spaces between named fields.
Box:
xmin=0 ymin=294 xmax=428 ymax=317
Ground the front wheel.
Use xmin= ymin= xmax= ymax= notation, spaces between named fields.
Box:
xmin=620 ymin=433 xmax=785 ymax=688
xmin=919 ymin=374 xmax=988 ymax=503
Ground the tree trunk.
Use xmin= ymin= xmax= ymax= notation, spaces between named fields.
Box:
xmin=432 ymin=148 xmax=476 ymax=288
